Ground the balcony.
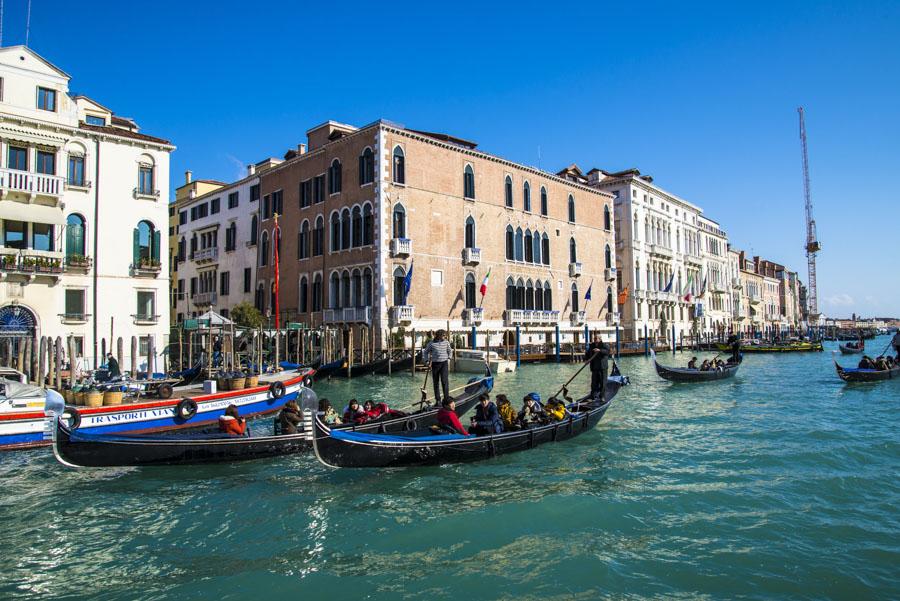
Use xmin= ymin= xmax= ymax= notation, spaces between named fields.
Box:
xmin=606 ymin=312 xmax=620 ymax=326
xmin=324 ymin=307 xmax=372 ymax=324
xmin=462 ymin=247 xmax=481 ymax=266
xmin=685 ymin=254 xmax=703 ymax=267
xmin=131 ymin=258 xmax=162 ymax=277
xmin=59 ymin=312 xmax=90 ymax=324
xmin=64 ymin=255 xmax=93 ymax=273
xmin=504 ymin=309 xmax=560 ymax=326
xmin=604 ymin=267 xmax=617 ymax=281
xmin=133 ymin=187 xmax=161 ymax=201
xmin=462 ymin=307 xmax=484 ymax=326
xmin=194 ymin=291 xmax=218 ymax=306
xmin=570 ymin=311 xmax=586 ymax=326
xmin=568 ymin=262 xmax=583 ymax=278
xmin=193 ymin=247 xmax=219 ymax=264
xmin=0 ymin=252 xmax=63 ymax=281
xmin=390 ymin=238 xmax=412 ymax=258
xmin=0 ymin=168 xmax=65 ymax=203
xmin=390 ymin=305 xmax=414 ymax=326
xmin=732 ymin=277 xmax=742 ymax=289
xmin=132 ymin=313 xmax=160 ymax=325
xmin=648 ymin=244 xmax=673 ymax=259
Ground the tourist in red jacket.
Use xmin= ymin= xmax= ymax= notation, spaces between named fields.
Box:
xmin=436 ymin=398 xmax=469 ymax=435
xmin=343 ymin=399 xmax=368 ymax=424
xmin=218 ymin=404 xmax=247 ymax=436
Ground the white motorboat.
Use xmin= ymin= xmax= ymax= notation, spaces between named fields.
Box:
xmin=453 ymin=349 xmax=516 ymax=374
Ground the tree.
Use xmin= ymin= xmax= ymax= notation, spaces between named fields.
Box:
xmin=230 ymin=302 xmax=265 ymax=329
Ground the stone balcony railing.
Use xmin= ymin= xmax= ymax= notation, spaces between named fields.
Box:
xmin=462 ymin=307 xmax=484 ymax=326
xmin=132 ymin=259 xmax=162 ymax=277
xmin=324 ymin=307 xmax=372 ymax=324
xmin=193 ymin=247 xmax=219 ymax=263
xmin=133 ymin=187 xmax=161 ymax=201
xmin=0 ymin=167 xmax=65 ymax=203
xmin=462 ymin=247 xmax=481 ymax=265
xmin=568 ymin=262 xmax=582 ymax=278
xmin=606 ymin=312 xmax=621 ymax=326
xmin=648 ymin=244 xmax=673 ymax=259
xmin=194 ymin=291 xmax=217 ymax=306
xmin=390 ymin=238 xmax=412 ymax=257
xmin=132 ymin=313 xmax=160 ymax=325
xmin=390 ymin=305 xmax=414 ymax=326
xmin=570 ymin=311 xmax=586 ymax=326
xmin=505 ymin=309 xmax=561 ymax=326
xmin=0 ymin=250 xmax=63 ymax=280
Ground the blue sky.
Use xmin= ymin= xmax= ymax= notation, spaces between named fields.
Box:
xmin=6 ymin=1 xmax=898 ymax=317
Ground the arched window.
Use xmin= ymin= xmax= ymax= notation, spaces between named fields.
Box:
xmin=341 ymin=270 xmax=351 ymax=308
xmin=133 ymin=220 xmax=159 ymax=265
xmin=465 ymin=216 xmax=476 ymax=249
xmin=358 ymin=148 xmax=374 ymax=185
xmin=299 ymin=276 xmax=308 ymax=313
xmin=504 ymin=175 xmax=513 ymax=207
xmin=535 ymin=280 xmax=544 ymax=310
xmin=341 ymin=208 xmax=351 ymax=251
xmin=298 ymin=220 xmax=310 ymax=260
xmin=542 ymin=233 xmax=550 ymax=266
xmin=363 ymin=203 xmax=373 ymax=246
xmin=393 ymin=266 xmax=407 ymax=305
xmin=330 ymin=212 xmax=340 ymax=251
xmin=571 ymin=283 xmax=579 ymax=313
xmin=525 ymin=279 xmax=534 ymax=310
xmin=393 ymin=146 xmax=405 ymax=184
xmin=465 ymin=273 xmax=476 ymax=309
xmin=328 ymin=159 xmax=342 ymax=194
xmin=634 ymin=213 xmax=640 ymax=241
xmin=66 ymin=213 xmax=86 ymax=257
xmin=604 ymin=205 xmax=611 ymax=230
xmin=514 ymin=227 xmax=524 ymax=262
xmin=250 ymin=215 xmax=258 ymax=245
xmin=523 ymin=181 xmax=531 ymax=212
xmin=569 ymin=237 xmax=577 ymax=264
xmin=312 ymin=273 xmax=323 ymax=311
xmin=544 ymin=281 xmax=552 ymax=310
xmin=313 ymin=216 xmax=324 ymax=256
xmin=540 ymin=186 xmax=548 ymax=216
xmin=505 ymin=277 xmax=516 ymax=310
xmin=635 ymin=261 xmax=641 ymax=291
xmin=568 ymin=195 xmax=576 ymax=222
xmin=260 ymin=231 xmax=269 ymax=266
xmin=505 ymin=225 xmax=514 ymax=260
xmin=464 ymin=164 xmax=475 ymax=199
xmin=607 ymin=286 xmax=614 ymax=314
xmin=523 ymin=229 xmax=533 ymax=263
xmin=532 ymin=231 xmax=541 ymax=264
xmin=330 ymin=272 xmax=340 ymax=308
xmin=351 ymin=206 xmax=362 ymax=247
xmin=362 ymin=268 xmax=373 ymax=307
xmin=351 ymin=269 xmax=362 ymax=307
xmin=255 ymin=283 xmax=265 ymax=311
xmin=392 ymin=204 xmax=406 ymax=239
xmin=605 ymin=244 xmax=612 ymax=269
xmin=516 ymin=278 xmax=525 ymax=310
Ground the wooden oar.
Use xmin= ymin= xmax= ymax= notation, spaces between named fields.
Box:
xmin=551 ymin=348 xmax=599 ymax=400
xmin=420 ymin=362 xmax=431 ymax=404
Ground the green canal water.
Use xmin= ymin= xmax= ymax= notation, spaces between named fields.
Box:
xmin=1 ymin=337 xmax=899 ymax=600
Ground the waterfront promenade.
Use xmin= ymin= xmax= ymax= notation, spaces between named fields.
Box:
xmin=1 ymin=337 xmax=897 ymax=600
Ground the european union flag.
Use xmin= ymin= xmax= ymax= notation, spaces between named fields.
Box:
xmin=403 ymin=261 xmax=414 ymax=303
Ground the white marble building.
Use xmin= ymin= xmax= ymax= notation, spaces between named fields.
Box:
xmin=0 ymin=46 xmax=172 ymax=371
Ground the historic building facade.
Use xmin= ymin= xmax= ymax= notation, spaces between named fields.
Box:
xmin=0 ymin=47 xmax=172 ymax=370
xmin=254 ymin=119 xmax=618 ymax=350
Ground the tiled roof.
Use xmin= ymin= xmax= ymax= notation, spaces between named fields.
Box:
xmin=79 ymin=122 xmax=171 ymax=146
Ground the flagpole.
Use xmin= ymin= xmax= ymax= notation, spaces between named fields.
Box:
xmin=274 ymin=213 xmax=280 ymax=331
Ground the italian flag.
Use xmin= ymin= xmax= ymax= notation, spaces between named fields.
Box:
xmin=479 ymin=267 xmax=491 ymax=297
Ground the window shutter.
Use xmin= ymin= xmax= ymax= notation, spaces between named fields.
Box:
xmin=132 ymin=228 xmax=140 ymax=264
xmin=152 ymin=230 xmax=161 ymax=261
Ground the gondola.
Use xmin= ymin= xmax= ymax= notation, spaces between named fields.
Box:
xmin=50 ymin=370 xmax=493 ymax=467
xmin=311 ymin=365 xmax=628 ymax=469
xmin=313 ymin=357 xmax=345 ymax=380
xmin=372 ymin=351 xmax=421 ymax=375
xmin=713 ymin=341 xmax=823 ymax=353
xmin=834 ymin=357 xmax=900 ymax=383
xmin=838 ymin=343 xmax=864 ymax=355
xmin=651 ymin=350 xmax=740 ymax=382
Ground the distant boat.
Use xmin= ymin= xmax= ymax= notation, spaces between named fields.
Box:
xmin=651 ymin=350 xmax=740 ymax=382
xmin=453 ymin=349 xmax=516 ymax=374
xmin=839 ymin=342 xmax=864 ymax=355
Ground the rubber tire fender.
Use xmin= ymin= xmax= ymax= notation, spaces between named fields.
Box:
xmin=157 ymin=383 xmax=174 ymax=399
xmin=64 ymin=407 xmax=81 ymax=430
xmin=176 ymin=398 xmax=198 ymax=421
xmin=404 ymin=418 xmax=417 ymax=432
xmin=270 ymin=381 xmax=286 ymax=399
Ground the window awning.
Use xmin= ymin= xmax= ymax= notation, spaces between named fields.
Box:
xmin=0 ymin=201 xmax=66 ymax=226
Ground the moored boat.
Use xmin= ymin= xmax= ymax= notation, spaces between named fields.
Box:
xmin=714 ymin=341 xmax=823 ymax=353
xmin=652 ymin=350 xmax=740 ymax=382
xmin=311 ymin=365 xmax=627 ymax=468
xmin=453 ymin=349 xmax=516 ymax=374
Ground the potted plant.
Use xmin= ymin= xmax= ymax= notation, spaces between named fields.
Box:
xmin=66 ymin=254 xmax=90 ymax=268
xmin=0 ymin=255 xmax=16 ymax=270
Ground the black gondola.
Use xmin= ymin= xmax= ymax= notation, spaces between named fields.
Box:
xmin=651 ymin=350 xmax=740 ymax=383
xmin=51 ymin=371 xmax=493 ymax=467
xmin=311 ymin=366 xmax=628 ymax=469
xmin=313 ymin=357 xmax=345 ymax=380
xmin=834 ymin=358 xmax=900 ymax=383
xmin=838 ymin=343 xmax=864 ymax=355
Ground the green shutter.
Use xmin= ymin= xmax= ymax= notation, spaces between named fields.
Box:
xmin=133 ymin=228 xmax=140 ymax=264
xmin=152 ymin=230 xmax=161 ymax=261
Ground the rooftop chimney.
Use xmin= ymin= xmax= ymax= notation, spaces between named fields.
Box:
xmin=185 ymin=170 xmax=192 ymax=184
xmin=247 ymin=164 xmax=256 ymax=176
xmin=298 ymin=143 xmax=307 ymax=155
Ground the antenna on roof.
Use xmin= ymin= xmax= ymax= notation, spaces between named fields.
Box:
xmin=24 ymin=0 xmax=31 ymax=47
xmin=537 ymin=145 xmax=542 ymax=171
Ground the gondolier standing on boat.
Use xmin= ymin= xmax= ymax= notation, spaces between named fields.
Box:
xmin=728 ymin=334 xmax=741 ymax=364
xmin=585 ymin=334 xmax=610 ymax=399
xmin=423 ymin=330 xmax=453 ymax=404
xmin=892 ymin=330 xmax=900 ymax=358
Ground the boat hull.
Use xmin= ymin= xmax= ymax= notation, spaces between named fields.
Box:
xmin=838 ymin=344 xmax=864 ymax=355
xmin=714 ymin=342 xmax=823 ymax=353
xmin=654 ymin=359 xmax=739 ymax=382
xmin=835 ymin=360 xmax=900 ymax=382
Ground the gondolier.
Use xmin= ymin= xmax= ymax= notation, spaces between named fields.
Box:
xmin=423 ymin=330 xmax=453 ymax=404
xmin=584 ymin=334 xmax=610 ymax=399
xmin=728 ymin=334 xmax=741 ymax=363
xmin=892 ymin=330 xmax=900 ymax=357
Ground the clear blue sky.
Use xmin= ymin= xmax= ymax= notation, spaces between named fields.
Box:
xmin=7 ymin=0 xmax=899 ymax=317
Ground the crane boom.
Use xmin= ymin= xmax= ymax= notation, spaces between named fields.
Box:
xmin=798 ymin=107 xmax=820 ymax=326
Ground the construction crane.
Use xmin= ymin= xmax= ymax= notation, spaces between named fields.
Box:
xmin=798 ymin=107 xmax=820 ymax=327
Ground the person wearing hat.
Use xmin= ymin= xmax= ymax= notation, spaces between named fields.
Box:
xmin=518 ymin=393 xmax=545 ymax=426
xmin=584 ymin=333 xmax=610 ymax=400
xmin=423 ymin=329 xmax=453 ymax=404
xmin=278 ymin=399 xmax=302 ymax=435
xmin=436 ymin=398 xmax=468 ymax=435
xmin=106 ymin=353 xmax=121 ymax=379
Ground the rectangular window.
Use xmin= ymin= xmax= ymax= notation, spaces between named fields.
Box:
xmin=300 ymin=179 xmax=311 ymax=208
xmin=313 ymin=175 xmax=325 ymax=203
xmin=243 ymin=268 xmax=252 ymax=293
xmin=7 ymin=146 xmax=27 ymax=171
xmin=138 ymin=166 xmax=154 ymax=194
xmin=36 ymin=150 xmax=55 ymax=175
xmin=211 ymin=198 xmax=220 ymax=214
xmin=250 ymin=184 xmax=260 ymax=202
xmin=179 ymin=211 xmax=187 ymax=226
xmin=220 ymin=271 xmax=230 ymax=296
xmin=136 ymin=291 xmax=155 ymax=319
xmin=67 ymin=156 xmax=85 ymax=186
xmin=64 ymin=289 xmax=85 ymax=317
xmin=263 ymin=194 xmax=270 ymax=219
xmin=271 ymin=190 xmax=283 ymax=216
xmin=85 ymin=115 xmax=106 ymax=126
xmin=32 ymin=223 xmax=54 ymax=251
xmin=3 ymin=220 xmax=25 ymax=249
xmin=37 ymin=87 xmax=57 ymax=111
xmin=190 ymin=277 xmax=197 ymax=297
xmin=228 ymin=192 xmax=239 ymax=209
xmin=197 ymin=203 xmax=208 ymax=219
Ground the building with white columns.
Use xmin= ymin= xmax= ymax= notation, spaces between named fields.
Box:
xmin=0 ymin=46 xmax=172 ymax=373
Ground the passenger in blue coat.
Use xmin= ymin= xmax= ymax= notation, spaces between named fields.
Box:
xmin=469 ymin=394 xmax=502 ymax=435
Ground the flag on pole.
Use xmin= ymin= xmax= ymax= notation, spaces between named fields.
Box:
xmin=699 ymin=273 xmax=708 ymax=298
xmin=402 ymin=260 xmax=414 ymax=304
xmin=273 ymin=214 xmax=281 ymax=329
xmin=617 ymin=286 xmax=629 ymax=306
xmin=584 ymin=279 xmax=593 ymax=301
xmin=683 ymin=274 xmax=694 ymax=302
xmin=663 ymin=273 xmax=674 ymax=293
xmin=479 ymin=267 xmax=491 ymax=297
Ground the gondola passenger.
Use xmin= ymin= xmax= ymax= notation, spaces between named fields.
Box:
xmin=343 ymin=399 xmax=368 ymax=424
xmin=518 ymin=394 xmax=545 ymax=426
xmin=875 ymin=356 xmax=889 ymax=371
xmin=279 ymin=399 xmax=302 ymax=435
xmin=470 ymin=394 xmax=502 ymax=435
xmin=436 ymin=398 xmax=469 ymax=435
xmin=858 ymin=356 xmax=875 ymax=370
xmin=496 ymin=394 xmax=519 ymax=431
xmin=319 ymin=399 xmax=343 ymax=425
xmin=544 ymin=398 xmax=567 ymax=422
xmin=687 ymin=357 xmax=698 ymax=370
xmin=364 ymin=400 xmax=406 ymax=420
xmin=700 ymin=360 xmax=711 ymax=372
xmin=218 ymin=404 xmax=247 ymax=436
